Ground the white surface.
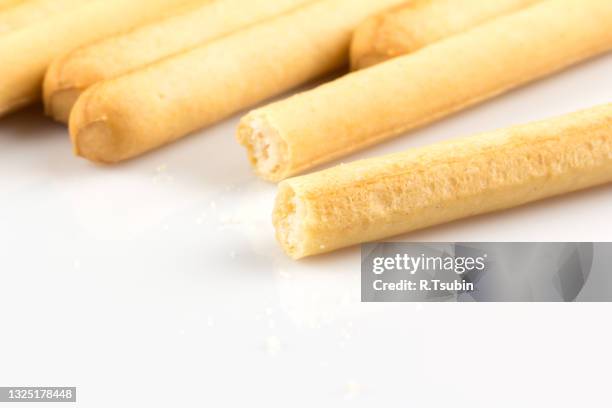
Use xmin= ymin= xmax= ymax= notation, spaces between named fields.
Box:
xmin=1 ymin=53 xmax=611 ymax=407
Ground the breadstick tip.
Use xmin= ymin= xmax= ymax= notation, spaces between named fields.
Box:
xmin=45 ymin=88 xmax=82 ymax=123
xmin=237 ymin=113 xmax=289 ymax=182
xmin=44 ymin=54 xmax=91 ymax=123
xmin=69 ymin=88 xmax=122 ymax=164
xmin=70 ymin=120 xmax=120 ymax=164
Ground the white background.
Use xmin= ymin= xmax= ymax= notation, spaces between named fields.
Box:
xmin=1 ymin=52 xmax=611 ymax=407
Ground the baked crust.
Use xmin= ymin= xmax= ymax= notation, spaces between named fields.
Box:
xmin=350 ymin=0 xmax=542 ymax=70
xmin=0 ymin=0 xmax=87 ymax=36
xmin=0 ymin=0 xmax=23 ymax=12
xmin=240 ymin=0 xmax=612 ymax=181
xmin=0 ymin=0 xmax=195 ymax=116
xmin=43 ymin=0 xmax=313 ymax=123
xmin=273 ymin=104 xmax=612 ymax=259
xmin=70 ymin=0 xmax=406 ymax=163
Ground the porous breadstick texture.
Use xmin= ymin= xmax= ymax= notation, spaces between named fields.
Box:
xmin=350 ymin=0 xmax=541 ymax=70
xmin=273 ymin=104 xmax=612 ymax=259
xmin=239 ymin=0 xmax=612 ymax=182
xmin=44 ymin=0 xmax=312 ymax=123
xmin=69 ymin=0 xmax=406 ymax=163
xmin=0 ymin=0 xmax=195 ymax=116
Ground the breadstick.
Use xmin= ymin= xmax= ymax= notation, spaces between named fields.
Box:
xmin=273 ymin=104 xmax=612 ymax=259
xmin=69 ymin=0 xmax=406 ymax=164
xmin=44 ymin=0 xmax=314 ymax=123
xmin=238 ymin=0 xmax=612 ymax=182
xmin=351 ymin=0 xmax=542 ymax=70
xmin=0 ymin=0 xmax=196 ymax=116
xmin=0 ymin=0 xmax=91 ymax=35
xmin=0 ymin=0 xmax=22 ymax=12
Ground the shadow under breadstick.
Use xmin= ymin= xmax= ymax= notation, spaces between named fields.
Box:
xmin=272 ymin=104 xmax=612 ymax=259
xmin=237 ymin=0 xmax=612 ymax=182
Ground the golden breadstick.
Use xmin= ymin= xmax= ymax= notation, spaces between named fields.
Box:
xmin=238 ymin=0 xmax=612 ymax=182
xmin=0 ymin=0 xmax=196 ymax=116
xmin=0 ymin=0 xmax=90 ymax=35
xmin=69 ymin=0 xmax=406 ymax=164
xmin=0 ymin=0 xmax=22 ymax=12
xmin=351 ymin=0 xmax=542 ymax=70
xmin=44 ymin=0 xmax=314 ymax=123
xmin=273 ymin=104 xmax=612 ymax=259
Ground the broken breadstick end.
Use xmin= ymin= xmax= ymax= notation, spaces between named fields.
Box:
xmin=271 ymin=103 xmax=612 ymax=259
xmin=237 ymin=114 xmax=288 ymax=182
xmin=273 ymin=183 xmax=307 ymax=259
